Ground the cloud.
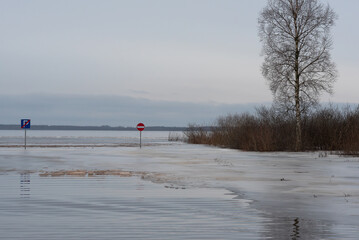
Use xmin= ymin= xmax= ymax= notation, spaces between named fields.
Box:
xmin=0 ymin=94 xmax=267 ymax=127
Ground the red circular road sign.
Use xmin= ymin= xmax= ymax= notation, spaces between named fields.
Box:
xmin=136 ymin=123 xmax=145 ymax=131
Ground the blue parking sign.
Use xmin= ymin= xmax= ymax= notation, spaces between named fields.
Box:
xmin=21 ymin=119 xmax=31 ymax=129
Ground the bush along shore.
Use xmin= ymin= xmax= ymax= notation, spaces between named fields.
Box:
xmin=184 ymin=105 xmax=359 ymax=155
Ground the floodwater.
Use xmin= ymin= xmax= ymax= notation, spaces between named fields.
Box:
xmin=1 ymin=173 xmax=265 ymax=240
xmin=0 ymin=130 xmax=169 ymax=146
xmin=0 ymin=130 xmax=359 ymax=239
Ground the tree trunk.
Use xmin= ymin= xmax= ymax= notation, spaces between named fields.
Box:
xmin=295 ymin=84 xmax=302 ymax=151
xmin=295 ymin=43 xmax=302 ymax=151
xmin=294 ymin=0 xmax=302 ymax=151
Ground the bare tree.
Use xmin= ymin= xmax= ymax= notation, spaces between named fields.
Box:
xmin=258 ymin=0 xmax=337 ymax=151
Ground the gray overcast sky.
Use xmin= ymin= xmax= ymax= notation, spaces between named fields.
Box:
xmin=1 ymin=0 xmax=359 ymax=126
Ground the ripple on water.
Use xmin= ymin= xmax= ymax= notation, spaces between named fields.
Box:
xmin=0 ymin=173 xmax=358 ymax=240
xmin=0 ymin=173 xmax=266 ymax=240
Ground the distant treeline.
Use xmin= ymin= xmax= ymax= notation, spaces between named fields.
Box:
xmin=0 ymin=124 xmax=187 ymax=131
xmin=184 ymin=105 xmax=359 ymax=155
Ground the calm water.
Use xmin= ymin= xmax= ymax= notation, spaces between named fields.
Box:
xmin=1 ymin=172 xmax=357 ymax=240
xmin=0 ymin=130 xmax=172 ymax=146
xmin=1 ymin=173 xmax=266 ymax=240
xmin=0 ymin=130 xmax=358 ymax=239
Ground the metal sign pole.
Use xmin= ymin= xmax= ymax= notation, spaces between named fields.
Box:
xmin=136 ymin=123 xmax=145 ymax=149
xmin=25 ymin=129 xmax=27 ymax=150
xmin=21 ymin=119 xmax=31 ymax=149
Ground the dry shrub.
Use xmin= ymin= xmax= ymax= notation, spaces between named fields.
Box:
xmin=303 ymin=106 xmax=344 ymax=150
xmin=185 ymin=105 xmax=359 ymax=153
xmin=184 ymin=124 xmax=211 ymax=145
xmin=340 ymin=106 xmax=359 ymax=155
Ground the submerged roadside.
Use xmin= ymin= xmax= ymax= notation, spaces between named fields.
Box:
xmin=0 ymin=144 xmax=359 ymax=239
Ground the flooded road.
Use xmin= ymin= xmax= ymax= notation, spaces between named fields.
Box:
xmin=1 ymin=173 xmax=267 ymax=240
xmin=0 ymin=131 xmax=358 ymax=239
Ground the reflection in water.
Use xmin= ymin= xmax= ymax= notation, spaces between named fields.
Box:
xmin=2 ymin=174 xmax=266 ymax=239
xmin=261 ymin=213 xmax=337 ymax=240
xmin=291 ymin=218 xmax=300 ymax=240
xmin=20 ymin=172 xmax=30 ymax=198
xmin=136 ymin=179 xmax=145 ymax=201
xmin=0 ymin=173 xmax=357 ymax=239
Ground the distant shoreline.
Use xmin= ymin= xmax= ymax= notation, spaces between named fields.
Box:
xmin=0 ymin=124 xmax=187 ymax=131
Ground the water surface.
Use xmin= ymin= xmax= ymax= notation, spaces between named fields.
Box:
xmin=0 ymin=130 xmax=358 ymax=239
xmin=1 ymin=173 xmax=266 ymax=240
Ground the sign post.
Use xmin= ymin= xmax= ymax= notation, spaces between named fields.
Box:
xmin=136 ymin=123 xmax=145 ymax=148
xmin=21 ymin=119 xmax=31 ymax=149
